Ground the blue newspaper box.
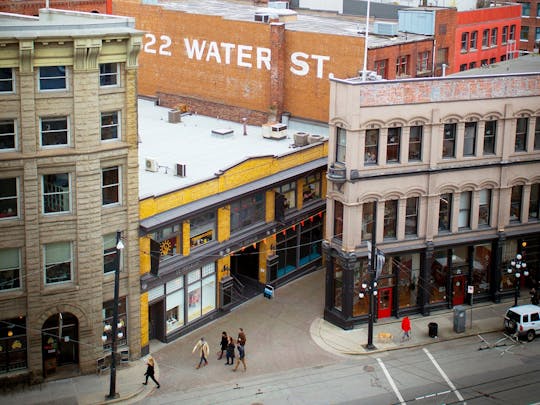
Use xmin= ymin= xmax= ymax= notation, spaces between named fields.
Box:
xmin=264 ymin=284 xmax=274 ymax=299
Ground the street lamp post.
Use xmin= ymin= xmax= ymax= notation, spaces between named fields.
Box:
xmin=107 ymin=231 xmax=124 ymax=400
xmin=358 ymin=218 xmax=378 ymax=351
xmin=507 ymin=243 xmax=527 ymax=307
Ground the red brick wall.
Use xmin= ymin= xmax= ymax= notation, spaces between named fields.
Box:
xmin=0 ymin=0 xmax=106 ymax=15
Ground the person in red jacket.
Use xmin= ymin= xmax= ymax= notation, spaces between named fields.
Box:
xmin=401 ymin=316 xmax=411 ymax=342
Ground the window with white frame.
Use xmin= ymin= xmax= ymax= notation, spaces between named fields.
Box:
xmin=101 ymin=111 xmax=120 ymax=141
xmin=510 ymin=185 xmax=523 ymax=222
xmin=102 ymin=166 xmax=120 ymax=206
xmin=470 ymin=31 xmax=478 ymax=50
xmin=484 ymin=120 xmax=497 ymax=154
xmin=365 ymin=129 xmax=378 ymax=164
xmin=99 ymin=63 xmax=119 ymax=87
xmin=521 ymin=2 xmax=531 ymax=16
xmin=0 ymin=248 xmax=21 ymax=291
xmin=482 ymin=29 xmax=489 ymax=48
xmin=461 ymin=32 xmax=469 ymax=51
xmin=361 ymin=201 xmax=374 ymax=242
xmin=103 ymin=233 xmax=119 ymax=274
xmin=463 ymin=122 xmax=477 ymax=156
xmin=0 ymin=178 xmax=18 ymax=219
xmin=44 ymin=242 xmax=73 ymax=284
xmin=417 ymin=51 xmax=430 ymax=72
xmin=0 ymin=120 xmax=16 ymax=151
xmin=443 ymin=123 xmax=456 ymax=158
xmin=374 ymin=59 xmax=387 ymax=79
xmin=274 ymin=181 xmax=296 ymax=211
xmin=502 ymin=26 xmax=508 ymax=44
xmin=396 ymin=55 xmax=409 ymax=76
xmin=521 ymin=26 xmax=530 ymax=41
xmin=409 ymin=126 xmax=422 ymax=161
xmin=491 ymin=28 xmax=498 ymax=46
xmin=166 ymin=277 xmax=184 ymax=333
xmin=41 ymin=117 xmax=68 ymax=147
xmin=510 ymin=25 xmax=516 ymax=41
xmin=458 ymin=191 xmax=472 ymax=229
xmin=336 ymin=127 xmax=346 ymax=163
xmin=515 ymin=117 xmax=528 ymax=152
xmin=387 ymin=127 xmax=401 ymax=163
xmin=439 ymin=193 xmax=452 ymax=231
xmin=478 ymin=189 xmax=491 ymax=226
xmin=43 ymin=173 xmax=70 ymax=214
xmin=39 ymin=66 xmax=66 ymax=91
xmin=0 ymin=68 xmax=14 ymax=93
xmin=405 ymin=197 xmax=418 ymax=236
xmin=383 ymin=199 xmax=398 ymax=239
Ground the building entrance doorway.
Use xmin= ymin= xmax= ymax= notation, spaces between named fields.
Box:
xmin=232 ymin=244 xmax=259 ymax=281
xmin=149 ymin=300 xmax=165 ymax=342
xmin=452 ymin=275 xmax=467 ymax=306
xmin=377 ymin=287 xmax=392 ymax=318
xmin=41 ymin=313 xmax=78 ymax=377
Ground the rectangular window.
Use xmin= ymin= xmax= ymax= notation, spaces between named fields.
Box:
xmin=103 ymin=233 xmax=119 ymax=274
xmin=502 ymin=26 xmax=508 ymax=44
xmin=443 ymin=123 xmax=456 ymax=158
xmin=230 ymin=192 xmax=264 ymax=232
xmin=0 ymin=178 xmax=18 ymax=219
xmin=458 ymin=191 xmax=472 ymax=229
xmin=333 ymin=259 xmax=343 ymax=311
xmin=461 ymin=32 xmax=469 ymax=51
xmin=469 ymin=61 xmax=477 ymax=69
xmin=521 ymin=26 xmax=530 ymax=41
xmin=417 ymin=51 xmax=430 ymax=72
xmin=190 ymin=210 xmax=216 ymax=248
xmin=44 ymin=242 xmax=72 ymax=284
xmin=0 ymin=68 xmax=14 ymax=93
xmin=101 ymin=111 xmax=120 ymax=141
xmin=303 ymin=172 xmax=321 ymax=203
xmin=387 ymin=127 xmax=401 ymax=163
xmin=491 ymin=28 xmax=498 ymax=46
xmin=463 ymin=122 xmax=477 ymax=156
xmin=482 ymin=29 xmax=490 ymax=48
xmin=408 ymin=126 xmax=422 ymax=161
xmin=538 ymin=3 xmax=540 ymax=17
xmin=459 ymin=64 xmax=467 ymax=72
xmin=490 ymin=57 xmax=497 ymax=64
xmin=481 ymin=59 xmax=488 ymax=67
xmin=405 ymin=197 xmax=418 ymax=236
xmin=99 ymin=63 xmax=119 ymax=87
xmin=536 ymin=27 xmax=540 ymax=41
xmin=478 ymin=189 xmax=491 ymax=226
xmin=41 ymin=117 xmax=68 ymax=147
xmin=103 ymin=297 xmax=127 ymax=349
xmin=515 ymin=117 xmax=528 ymax=151
xmin=39 ymin=66 xmax=66 ymax=91
xmin=336 ymin=127 xmax=346 ymax=163
xmin=396 ymin=55 xmax=409 ymax=76
xmin=275 ymin=181 xmax=297 ymax=212
xmin=521 ymin=2 xmax=531 ymax=16
xmin=0 ymin=316 xmax=27 ymax=373
xmin=510 ymin=185 xmax=523 ymax=222
xmin=151 ymin=224 xmax=181 ymax=260
xmin=383 ymin=200 xmax=397 ymax=239
xmin=362 ymin=201 xmax=374 ymax=242
xmin=470 ymin=31 xmax=478 ymax=49
xmin=0 ymin=248 xmax=21 ymax=291
xmin=374 ymin=59 xmax=387 ymax=79
xmin=439 ymin=193 xmax=451 ymax=231
xmin=102 ymin=166 xmax=120 ymax=206
xmin=535 ymin=117 xmax=540 ymax=150
xmin=365 ymin=129 xmax=378 ymax=164
xmin=510 ymin=25 xmax=516 ymax=41
xmin=334 ymin=200 xmax=343 ymax=240
xmin=529 ymin=184 xmax=539 ymax=220
xmin=0 ymin=120 xmax=16 ymax=151
xmin=484 ymin=120 xmax=497 ymax=154
xmin=43 ymin=173 xmax=70 ymax=214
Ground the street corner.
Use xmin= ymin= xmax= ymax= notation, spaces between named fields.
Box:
xmin=310 ymin=317 xmax=369 ymax=357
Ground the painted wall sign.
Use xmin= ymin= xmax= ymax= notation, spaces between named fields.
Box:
xmin=143 ymin=34 xmax=332 ymax=79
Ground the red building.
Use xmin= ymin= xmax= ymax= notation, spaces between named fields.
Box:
xmin=0 ymin=0 xmax=108 ymax=15
xmin=517 ymin=0 xmax=540 ymax=53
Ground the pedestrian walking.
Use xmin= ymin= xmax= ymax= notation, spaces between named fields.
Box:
xmin=192 ymin=337 xmax=210 ymax=369
xmin=225 ymin=336 xmax=235 ymax=365
xmin=237 ymin=327 xmax=246 ymax=347
xmin=232 ymin=338 xmax=246 ymax=372
xmin=142 ymin=356 xmax=160 ymax=388
xmin=400 ymin=316 xmax=411 ymax=342
xmin=218 ymin=331 xmax=228 ymax=360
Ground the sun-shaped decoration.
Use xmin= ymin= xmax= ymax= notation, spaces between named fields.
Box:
xmin=160 ymin=240 xmax=172 ymax=256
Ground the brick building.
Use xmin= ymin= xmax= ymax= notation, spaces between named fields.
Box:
xmin=0 ymin=0 xmax=108 ymax=15
xmin=516 ymin=0 xmax=540 ymax=52
xmin=323 ymin=58 xmax=540 ymax=329
xmin=0 ymin=10 xmax=143 ymax=381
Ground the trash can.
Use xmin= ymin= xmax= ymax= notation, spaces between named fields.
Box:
xmin=453 ymin=305 xmax=467 ymax=333
xmin=264 ymin=284 xmax=274 ymax=299
xmin=428 ymin=322 xmax=438 ymax=338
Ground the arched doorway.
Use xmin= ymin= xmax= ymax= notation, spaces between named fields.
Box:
xmin=41 ymin=312 xmax=79 ymax=377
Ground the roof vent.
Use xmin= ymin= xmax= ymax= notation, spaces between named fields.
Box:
xmin=294 ymin=132 xmax=309 ymax=147
xmin=175 ymin=163 xmax=186 ymax=177
xmin=373 ymin=22 xmax=398 ymax=36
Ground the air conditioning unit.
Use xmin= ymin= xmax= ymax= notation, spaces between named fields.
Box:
xmin=294 ymin=132 xmax=309 ymax=147
xmin=308 ymin=134 xmax=324 ymax=144
xmin=175 ymin=163 xmax=187 ymax=177
xmin=145 ymin=158 xmax=159 ymax=172
xmin=262 ymin=123 xmax=287 ymax=140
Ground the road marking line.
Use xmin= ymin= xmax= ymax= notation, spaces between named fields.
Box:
xmin=377 ymin=358 xmax=406 ymax=405
xmin=423 ymin=348 xmax=465 ymax=403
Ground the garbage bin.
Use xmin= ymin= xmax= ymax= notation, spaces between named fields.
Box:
xmin=428 ymin=322 xmax=438 ymax=338
xmin=453 ymin=305 xmax=467 ymax=333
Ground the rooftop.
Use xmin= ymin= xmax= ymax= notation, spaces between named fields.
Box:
xmin=137 ymin=99 xmax=328 ymax=199
xmin=450 ymin=54 xmax=540 ymax=76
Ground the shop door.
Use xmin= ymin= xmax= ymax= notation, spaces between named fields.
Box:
xmin=42 ymin=313 xmax=79 ymax=377
xmin=377 ymin=287 xmax=392 ymax=319
xmin=149 ymin=300 xmax=165 ymax=342
xmin=452 ymin=275 xmax=466 ymax=306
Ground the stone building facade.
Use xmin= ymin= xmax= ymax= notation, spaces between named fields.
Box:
xmin=324 ymin=67 xmax=540 ymax=329
xmin=0 ymin=9 xmax=142 ymax=382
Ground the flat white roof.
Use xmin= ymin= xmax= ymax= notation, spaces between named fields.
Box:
xmin=138 ymin=99 xmax=328 ymax=199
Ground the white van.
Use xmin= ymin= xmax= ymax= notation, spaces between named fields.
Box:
xmin=504 ymin=304 xmax=540 ymax=341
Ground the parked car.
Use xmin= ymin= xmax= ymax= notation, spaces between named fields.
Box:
xmin=504 ymin=304 xmax=540 ymax=341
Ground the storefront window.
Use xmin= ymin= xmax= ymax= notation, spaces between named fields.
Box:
xmin=0 ymin=316 xmax=27 ymax=374
xmin=277 ymin=227 xmax=298 ymax=278
xmin=151 ymin=223 xmax=181 ymax=261
xmin=230 ymin=192 xmax=264 ymax=232
xmin=166 ymin=277 xmax=184 ymax=333
xmin=333 ymin=258 xmax=343 ymax=311
xmin=303 ymin=173 xmax=321 ymax=203
xmin=334 ymin=201 xmax=343 ymax=241
xmin=473 ymin=244 xmax=491 ymax=295
xmin=500 ymin=239 xmax=518 ymax=291
xmin=190 ymin=210 xmax=216 ymax=249
xmin=274 ymin=182 xmax=296 ymax=211
xmin=353 ymin=259 xmax=369 ymax=317
xmin=102 ymin=297 xmax=127 ymax=350
xmin=396 ymin=254 xmax=420 ymax=308
xmin=299 ymin=215 xmax=322 ymax=267
xmin=430 ymin=250 xmax=448 ymax=304
xmin=187 ymin=264 xmax=216 ymax=322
